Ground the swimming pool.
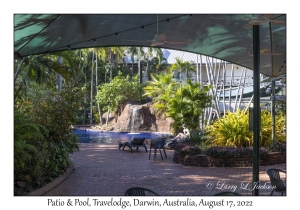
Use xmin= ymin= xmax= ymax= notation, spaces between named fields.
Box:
xmin=72 ymin=129 xmax=172 ymax=144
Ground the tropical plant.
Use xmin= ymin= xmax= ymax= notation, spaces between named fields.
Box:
xmin=14 ymin=84 xmax=81 ymax=195
xmin=206 ymin=109 xmax=253 ymax=148
xmin=166 ymin=80 xmax=212 ymax=133
xmin=260 ymin=110 xmax=286 ymax=147
xmin=143 ymin=47 xmax=166 ymax=79
xmin=14 ymin=111 xmax=48 ymax=179
xmin=205 ymin=109 xmax=286 ymax=148
xmin=169 ymin=58 xmax=196 ymax=84
xmin=96 ymin=73 xmax=145 ymax=119
xmin=143 ymin=72 xmax=177 ymax=117
xmin=188 ymin=129 xmax=207 ymax=145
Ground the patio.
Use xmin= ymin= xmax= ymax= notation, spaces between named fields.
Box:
xmin=43 ymin=143 xmax=286 ymax=196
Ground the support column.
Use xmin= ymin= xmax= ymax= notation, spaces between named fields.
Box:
xmin=271 ymin=79 xmax=276 ymax=145
xmin=252 ymin=25 xmax=260 ymax=196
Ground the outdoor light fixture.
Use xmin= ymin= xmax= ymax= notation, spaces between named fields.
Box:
xmin=265 ymin=87 xmax=271 ymax=94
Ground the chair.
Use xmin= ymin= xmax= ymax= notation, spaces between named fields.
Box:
xmin=266 ymin=168 xmax=286 ymax=195
xmin=124 ymin=187 xmax=159 ymax=196
xmin=122 ymin=137 xmax=148 ymax=153
xmin=149 ymin=138 xmax=167 ymax=160
xmin=214 ymin=191 xmax=242 ymax=196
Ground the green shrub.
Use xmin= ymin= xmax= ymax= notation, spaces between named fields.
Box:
xmin=205 ymin=146 xmax=268 ymax=158
xmin=174 ymin=141 xmax=202 ymax=156
xmin=205 ymin=109 xmax=286 ymax=148
xmin=267 ymin=142 xmax=286 ymax=152
xmin=205 ymin=109 xmax=253 ymax=148
xmin=14 ymin=85 xmax=81 ymax=195
xmin=260 ymin=110 xmax=286 ymax=147
xmin=188 ymin=129 xmax=207 ymax=145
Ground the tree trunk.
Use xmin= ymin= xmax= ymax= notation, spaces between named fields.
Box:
xmin=106 ymin=103 xmax=110 ymax=126
xmin=56 ymin=57 xmax=62 ymax=91
xmin=138 ymin=47 xmax=142 ymax=84
xmin=95 ymin=52 xmax=103 ymax=125
xmin=90 ymin=50 xmax=95 ymax=125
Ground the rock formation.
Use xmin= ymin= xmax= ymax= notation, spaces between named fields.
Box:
xmin=113 ymin=103 xmax=173 ymax=133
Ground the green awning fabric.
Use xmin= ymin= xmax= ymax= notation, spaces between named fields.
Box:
xmin=14 ymin=14 xmax=286 ymax=77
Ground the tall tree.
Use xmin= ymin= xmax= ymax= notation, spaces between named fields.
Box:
xmin=126 ymin=47 xmax=146 ymax=83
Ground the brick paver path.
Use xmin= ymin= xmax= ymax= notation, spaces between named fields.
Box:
xmin=44 ymin=143 xmax=286 ymax=196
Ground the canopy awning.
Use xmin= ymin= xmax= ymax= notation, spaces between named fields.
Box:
xmin=14 ymin=14 xmax=286 ymax=77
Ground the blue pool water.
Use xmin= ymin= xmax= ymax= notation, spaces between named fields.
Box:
xmin=72 ymin=129 xmax=172 ymax=144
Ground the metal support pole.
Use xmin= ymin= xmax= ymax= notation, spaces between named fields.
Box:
xmin=238 ymin=68 xmax=247 ymax=109
xmin=228 ymin=64 xmax=234 ymax=112
xmin=252 ymin=25 xmax=260 ymax=196
xmin=244 ymin=94 xmax=254 ymax=114
xmin=222 ymin=62 xmax=226 ymax=114
xmin=271 ymin=79 xmax=276 ymax=146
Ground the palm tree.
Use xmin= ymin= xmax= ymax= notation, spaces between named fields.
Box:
xmin=94 ymin=50 xmax=103 ymax=125
xmin=166 ymin=79 xmax=212 ymax=132
xmin=143 ymin=47 xmax=166 ymax=81
xmin=126 ymin=47 xmax=147 ymax=83
xmin=143 ymin=72 xmax=177 ymax=117
xmin=170 ymin=58 xmax=196 ymax=83
xmin=14 ymin=53 xmax=73 ymax=98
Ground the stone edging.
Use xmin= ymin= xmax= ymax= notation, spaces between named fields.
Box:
xmin=28 ymin=164 xmax=74 ymax=196
xmin=173 ymin=151 xmax=286 ymax=167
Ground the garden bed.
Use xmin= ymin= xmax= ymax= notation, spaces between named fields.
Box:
xmin=173 ymin=142 xmax=286 ymax=167
xmin=173 ymin=151 xmax=286 ymax=167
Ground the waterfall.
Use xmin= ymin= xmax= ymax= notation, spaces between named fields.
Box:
xmin=130 ymin=106 xmax=137 ymax=132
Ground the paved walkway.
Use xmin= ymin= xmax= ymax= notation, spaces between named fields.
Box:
xmin=44 ymin=143 xmax=286 ymax=196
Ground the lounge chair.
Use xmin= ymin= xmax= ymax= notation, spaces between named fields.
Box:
xmin=122 ymin=137 xmax=148 ymax=153
xmin=124 ymin=187 xmax=159 ymax=196
xmin=149 ymin=138 xmax=167 ymax=160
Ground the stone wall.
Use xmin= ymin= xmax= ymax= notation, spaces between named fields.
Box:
xmin=173 ymin=151 xmax=286 ymax=167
